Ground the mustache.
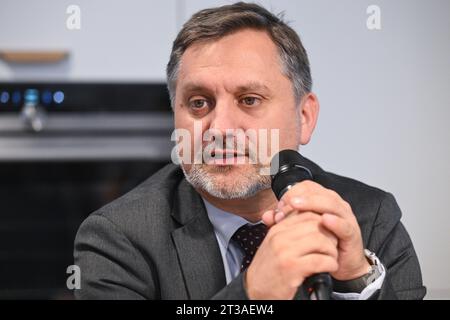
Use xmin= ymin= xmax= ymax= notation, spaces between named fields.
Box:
xmin=198 ymin=136 xmax=258 ymax=161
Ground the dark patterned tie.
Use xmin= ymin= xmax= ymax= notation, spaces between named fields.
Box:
xmin=231 ymin=223 xmax=268 ymax=271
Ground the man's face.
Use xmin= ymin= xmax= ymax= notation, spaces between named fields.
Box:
xmin=173 ymin=29 xmax=303 ymax=199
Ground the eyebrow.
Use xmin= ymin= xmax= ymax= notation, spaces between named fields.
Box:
xmin=235 ymin=82 xmax=271 ymax=94
xmin=180 ymin=81 xmax=272 ymax=95
xmin=181 ymin=82 xmax=208 ymax=94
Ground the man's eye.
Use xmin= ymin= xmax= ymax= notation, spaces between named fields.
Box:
xmin=189 ymin=99 xmax=209 ymax=109
xmin=240 ymin=96 xmax=261 ymax=107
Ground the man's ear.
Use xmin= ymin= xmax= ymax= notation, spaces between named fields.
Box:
xmin=299 ymin=93 xmax=320 ymax=145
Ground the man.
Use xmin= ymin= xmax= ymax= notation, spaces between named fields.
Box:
xmin=74 ymin=2 xmax=425 ymax=300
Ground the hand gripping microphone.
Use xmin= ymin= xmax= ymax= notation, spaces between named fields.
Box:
xmin=270 ymin=149 xmax=332 ymax=300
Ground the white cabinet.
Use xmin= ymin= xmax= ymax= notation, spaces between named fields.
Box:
xmin=0 ymin=0 xmax=178 ymax=81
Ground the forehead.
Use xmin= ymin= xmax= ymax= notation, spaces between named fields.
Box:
xmin=177 ymin=29 xmax=286 ymax=90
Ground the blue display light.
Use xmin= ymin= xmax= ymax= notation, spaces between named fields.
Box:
xmin=12 ymin=91 xmax=21 ymax=104
xmin=0 ymin=91 xmax=9 ymax=104
xmin=41 ymin=90 xmax=53 ymax=105
xmin=53 ymin=91 xmax=64 ymax=104
xmin=24 ymin=89 xmax=39 ymax=104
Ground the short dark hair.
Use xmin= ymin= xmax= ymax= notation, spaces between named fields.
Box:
xmin=166 ymin=2 xmax=312 ymax=107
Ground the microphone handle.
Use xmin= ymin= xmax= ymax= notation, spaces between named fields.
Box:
xmin=303 ymin=272 xmax=332 ymax=300
xmin=279 ymin=187 xmax=333 ymax=299
xmin=269 ymin=150 xmax=332 ymax=300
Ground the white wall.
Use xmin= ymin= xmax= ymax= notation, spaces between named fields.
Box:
xmin=0 ymin=0 xmax=178 ymax=81
xmin=1 ymin=0 xmax=449 ymax=299
xmin=182 ymin=0 xmax=450 ymax=299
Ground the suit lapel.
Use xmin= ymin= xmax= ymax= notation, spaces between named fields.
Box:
xmin=171 ymin=180 xmax=226 ymax=299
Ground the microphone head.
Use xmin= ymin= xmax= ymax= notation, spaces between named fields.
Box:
xmin=270 ymin=149 xmax=313 ymax=200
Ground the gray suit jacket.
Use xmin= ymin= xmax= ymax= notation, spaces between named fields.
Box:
xmin=74 ymin=157 xmax=426 ymax=300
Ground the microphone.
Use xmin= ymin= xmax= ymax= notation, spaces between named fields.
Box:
xmin=270 ymin=149 xmax=332 ymax=300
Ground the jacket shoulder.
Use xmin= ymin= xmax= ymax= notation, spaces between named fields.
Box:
xmin=316 ymin=169 xmax=402 ymax=243
xmin=84 ymin=164 xmax=184 ymax=240
xmin=316 ymin=170 xmax=388 ymax=204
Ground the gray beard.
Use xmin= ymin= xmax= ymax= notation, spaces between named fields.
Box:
xmin=181 ymin=164 xmax=272 ymax=200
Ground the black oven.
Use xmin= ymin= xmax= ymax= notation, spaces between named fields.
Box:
xmin=0 ymin=82 xmax=173 ymax=299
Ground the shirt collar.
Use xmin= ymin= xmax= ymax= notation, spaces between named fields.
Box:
xmin=202 ymin=197 xmax=262 ymax=250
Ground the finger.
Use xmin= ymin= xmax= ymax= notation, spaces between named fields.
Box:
xmin=277 ymin=200 xmax=285 ymax=211
xmin=275 ymin=205 xmax=321 ymax=228
xmin=278 ymin=210 xmax=321 ymax=224
xmin=288 ymin=254 xmax=339 ymax=288
xmin=277 ymin=204 xmax=307 ymax=220
xmin=275 ymin=211 xmax=285 ymax=223
xmin=268 ymin=218 xmax=338 ymax=256
xmin=280 ymin=180 xmax=351 ymax=219
xmin=278 ymin=204 xmax=294 ymax=216
xmin=322 ymin=213 xmax=355 ymax=242
xmin=262 ymin=209 xmax=288 ymax=227
xmin=269 ymin=211 xmax=322 ymax=235
xmin=261 ymin=200 xmax=292 ymax=228
xmin=280 ymin=180 xmax=323 ymax=203
xmin=284 ymin=191 xmax=353 ymax=221
xmin=282 ymin=231 xmax=339 ymax=260
xmin=278 ymin=212 xmax=339 ymax=247
xmin=262 ymin=210 xmax=276 ymax=227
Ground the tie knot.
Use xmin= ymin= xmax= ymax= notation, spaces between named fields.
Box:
xmin=231 ymin=223 xmax=268 ymax=271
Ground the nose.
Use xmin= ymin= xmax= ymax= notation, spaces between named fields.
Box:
xmin=208 ymin=98 xmax=240 ymax=134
